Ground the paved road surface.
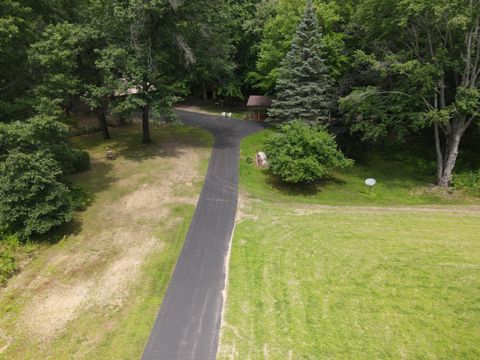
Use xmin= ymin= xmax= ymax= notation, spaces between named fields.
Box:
xmin=141 ymin=111 xmax=263 ymax=360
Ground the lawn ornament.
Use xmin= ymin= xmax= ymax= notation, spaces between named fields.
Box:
xmin=256 ymin=151 xmax=268 ymax=167
xmin=106 ymin=147 xmax=116 ymax=161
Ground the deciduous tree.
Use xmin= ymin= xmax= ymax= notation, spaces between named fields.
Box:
xmin=340 ymin=0 xmax=480 ymax=186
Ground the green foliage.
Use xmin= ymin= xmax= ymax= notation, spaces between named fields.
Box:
xmin=71 ymin=148 xmax=91 ymax=173
xmin=264 ymin=120 xmax=352 ymax=184
xmin=0 ymin=232 xmax=19 ymax=285
xmin=268 ymin=0 xmax=334 ymax=125
xmin=343 ymin=0 xmax=480 ymax=185
xmin=0 ymin=150 xmax=75 ymax=238
xmin=0 ymin=116 xmax=89 ymax=238
xmin=339 ymin=54 xmax=434 ymax=142
xmin=0 ymin=0 xmax=38 ymax=121
xmin=249 ymin=0 xmax=348 ymax=92
xmin=182 ymin=0 xmax=237 ymax=95
xmin=69 ymin=185 xmax=91 ymax=211
xmin=455 ymin=87 xmax=480 ymax=118
xmin=452 ymin=169 xmax=480 ymax=195
xmin=0 ymin=115 xmax=90 ymax=174
xmin=28 ymin=22 xmax=89 ymax=115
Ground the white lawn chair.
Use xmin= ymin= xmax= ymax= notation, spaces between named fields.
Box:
xmin=221 ymin=112 xmax=227 ymax=117
xmin=227 ymin=112 xmax=232 ymax=118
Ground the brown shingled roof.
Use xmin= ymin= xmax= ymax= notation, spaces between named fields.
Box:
xmin=247 ymin=95 xmax=272 ymax=107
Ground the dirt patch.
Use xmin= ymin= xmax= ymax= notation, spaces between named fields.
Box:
xmin=2 ymin=141 xmax=209 ymax=344
xmin=25 ymin=282 xmax=92 ymax=338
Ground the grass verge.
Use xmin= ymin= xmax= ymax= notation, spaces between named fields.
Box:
xmin=219 ymin=204 xmax=480 ymax=359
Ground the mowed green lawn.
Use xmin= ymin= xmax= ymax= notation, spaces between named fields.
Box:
xmin=219 ymin=205 xmax=480 ymax=359
xmin=218 ymin=130 xmax=480 ymax=359
xmin=240 ymin=130 xmax=479 ymax=205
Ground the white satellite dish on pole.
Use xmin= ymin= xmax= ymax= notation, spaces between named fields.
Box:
xmin=365 ymin=178 xmax=376 ymax=193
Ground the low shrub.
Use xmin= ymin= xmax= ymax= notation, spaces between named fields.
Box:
xmin=264 ymin=121 xmax=353 ymax=184
xmin=72 ymin=149 xmax=91 ymax=173
xmin=452 ymin=169 xmax=480 ymax=194
xmin=70 ymin=185 xmax=91 ymax=211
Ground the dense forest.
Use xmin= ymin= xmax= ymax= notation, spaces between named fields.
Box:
xmin=1 ymin=0 xmax=479 ymax=239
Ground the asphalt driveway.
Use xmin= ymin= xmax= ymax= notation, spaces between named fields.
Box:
xmin=141 ymin=110 xmax=262 ymax=360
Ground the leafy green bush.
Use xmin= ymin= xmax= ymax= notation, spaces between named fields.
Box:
xmin=0 ymin=150 xmax=75 ymax=238
xmin=73 ymin=149 xmax=91 ymax=172
xmin=70 ymin=185 xmax=91 ymax=211
xmin=264 ymin=121 xmax=353 ymax=184
xmin=0 ymin=116 xmax=89 ymax=238
xmin=0 ymin=233 xmax=20 ymax=286
xmin=0 ymin=115 xmax=90 ymax=175
xmin=452 ymin=169 xmax=480 ymax=194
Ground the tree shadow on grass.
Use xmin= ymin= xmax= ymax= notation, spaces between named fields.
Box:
xmin=32 ymin=218 xmax=84 ymax=246
xmin=111 ymin=125 xmax=213 ymax=162
xmin=264 ymin=170 xmax=347 ymax=197
xmin=67 ymin=160 xmax=117 ymax=202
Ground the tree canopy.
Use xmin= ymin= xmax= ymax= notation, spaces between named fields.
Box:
xmin=268 ymin=0 xmax=334 ymax=125
xmin=0 ymin=0 xmax=479 ymax=242
xmin=340 ymin=0 xmax=480 ymax=186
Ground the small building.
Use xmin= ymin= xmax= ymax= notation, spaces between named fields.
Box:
xmin=246 ymin=95 xmax=272 ymax=121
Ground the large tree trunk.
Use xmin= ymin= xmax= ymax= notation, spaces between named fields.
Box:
xmin=142 ymin=105 xmax=151 ymax=144
xmin=437 ymin=128 xmax=464 ymax=187
xmin=434 ymin=122 xmax=443 ymax=182
xmin=98 ymin=108 xmax=111 ymax=140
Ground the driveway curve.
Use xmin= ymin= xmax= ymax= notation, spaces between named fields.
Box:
xmin=141 ymin=110 xmax=263 ymax=360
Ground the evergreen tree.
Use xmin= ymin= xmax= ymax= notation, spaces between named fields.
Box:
xmin=268 ymin=0 xmax=333 ymax=125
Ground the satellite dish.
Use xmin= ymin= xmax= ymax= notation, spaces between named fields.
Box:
xmin=365 ymin=178 xmax=376 ymax=186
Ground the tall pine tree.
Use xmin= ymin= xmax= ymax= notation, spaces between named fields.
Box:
xmin=268 ymin=0 xmax=333 ymax=125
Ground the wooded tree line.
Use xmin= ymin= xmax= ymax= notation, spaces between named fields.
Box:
xmin=0 ymin=0 xmax=479 ymax=237
xmin=2 ymin=0 xmax=478 ymax=181
xmin=1 ymin=0 xmax=235 ymax=140
xmin=0 ymin=0 xmax=237 ymax=238
xmin=248 ymin=0 xmax=479 ymax=188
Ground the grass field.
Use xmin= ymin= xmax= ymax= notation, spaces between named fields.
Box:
xmin=218 ymin=130 xmax=480 ymax=359
xmin=239 ymin=130 xmax=479 ymax=205
xmin=0 ymin=124 xmax=213 ymax=359
xmin=219 ymin=204 xmax=480 ymax=359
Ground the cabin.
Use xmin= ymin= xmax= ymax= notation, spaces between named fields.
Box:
xmin=246 ymin=95 xmax=272 ymax=121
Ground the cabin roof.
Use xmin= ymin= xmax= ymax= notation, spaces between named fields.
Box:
xmin=247 ymin=95 xmax=272 ymax=108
